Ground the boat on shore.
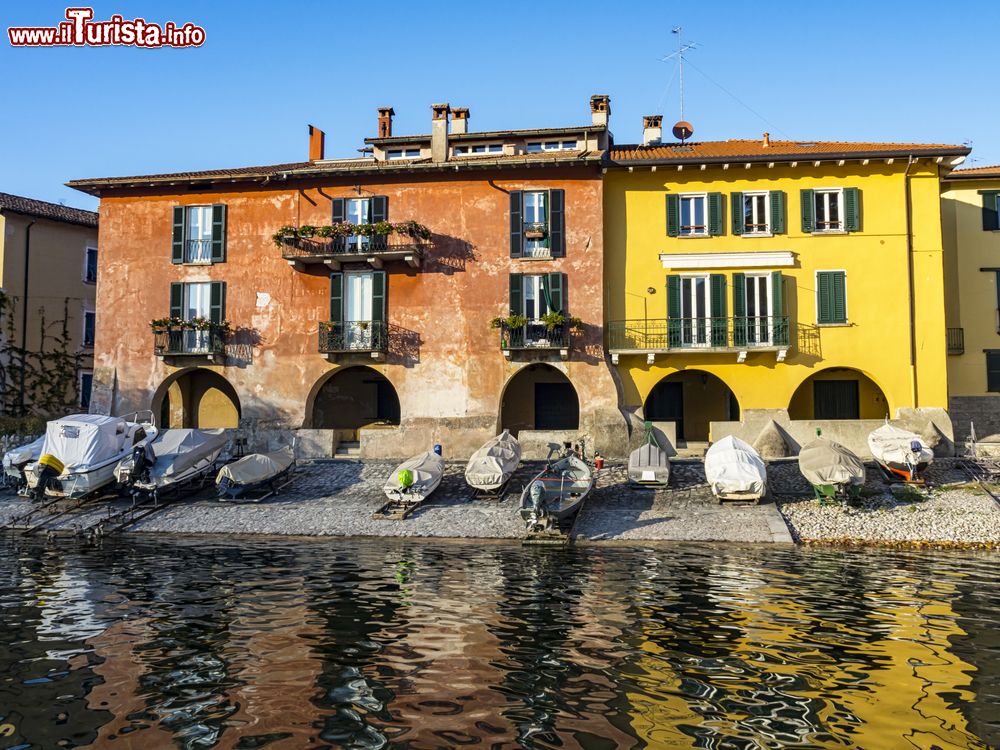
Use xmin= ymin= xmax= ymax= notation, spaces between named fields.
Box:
xmin=704 ymin=435 xmax=767 ymax=502
xmin=465 ymin=430 xmax=521 ymax=496
xmin=867 ymin=423 xmax=933 ymax=483
xmin=382 ymin=451 xmax=445 ymax=506
xmin=628 ymin=422 xmax=670 ymax=487
xmin=798 ymin=438 xmax=865 ymax=502
xmin=115 ymin=428 xmax=229 ymax=500
xmin=216 ymin=448 xmax=295 ymax=501
xmin=3 ymin=436 xmax=45 ymax=497
xmin=519 ymin=451 xmax=593 ymax=532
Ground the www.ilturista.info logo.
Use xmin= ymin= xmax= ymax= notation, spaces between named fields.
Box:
xmin=8 ymin=7 xmax=205 ymax=48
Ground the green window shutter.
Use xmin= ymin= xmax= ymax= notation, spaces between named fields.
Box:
xmin=832 ymin=272 xmax=846 ymax=322
xmin=547 ymin=272 xmax=565 ymax=313
xmin=732 ymin=272 xmax=746 ymax=347
xmin=548 ymin=189 xmax=565 ymax=257
xmin=817 ymin=271 xmax=846 ymax=324
xmin=509 ymin=191 xmax=523 ymax=258
xmin=710 ymin=273 xmax=727 ymax=346
xmin=171 ymin=206 xmax=185 ymax=263
xmin=771 ymin=271 xmax=786 ymax=345
xmin=981 ymin=191 xmax=1000 ymax=231
xmin=800 ymin=189 xmax=815 ymax=233
xmin=210 ymin=204 xmax=227 ymax=262
xmin=371 ymin=270 xmax=386 ymax=322
xmin=844 ymin=188 xmax=861 ymax=232
xmin=329 ymin=273 xmax=343 ymax=322
xmin=666 ymin=274 xmax=681 ymax=347
xmin=730 ymin=192 xmax=744 ymax=235
xmin=331 ymin=199 xmax=346 ymax=251
xmin=987 ymin=351 xmax=1000 ymax=392
xmin=169 ymin=282 xmax=183 ymax=319
xmin=209 ymin=282 xmax=226 ymax=324
xmin=665 ymin=195 xmax=679 ymax=237
xmin=509 ymin=273 xmax=522 ymax=315
xmin=370 ymin=195 xmax=388 ymax=223
xmin=707 ymin=192 xmax=725 ymax=236
xmin=770 ymin=191 xmax=786 ymax=234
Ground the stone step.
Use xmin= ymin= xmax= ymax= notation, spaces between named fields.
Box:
xmin=335 ymin=441 xmax=361 ymax=458
xmin=674 ymin=441 xmax=709 ymax=458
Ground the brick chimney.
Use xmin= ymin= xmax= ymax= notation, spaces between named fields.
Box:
xmin=762 ymin=131 xmax=771 ymax=148
xmin=642 ymin=115 xmax=663 ymax=146
xmin=431 ymin=103 xmax=450 ymax=163
xmin=590 ymin=94 xmax=610 ymax=127
xmin=308 ymin=124 xmax=325 ymax=161
xmin=451 ymin=107 xmax=470 ymax=135
xmin=377 ymin=107 xmax=394 ymax=138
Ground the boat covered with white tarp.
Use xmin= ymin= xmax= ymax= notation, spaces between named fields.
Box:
xmin=704 ymin=435 xmax=767 ymax=502
xmin=628 ymin=422 xmax=670 ymax=487
xmin=216 ymin=449 xmax=295 ymax=500
xmin=867 ymin=423 xmax=933 ymax=482
xmin=383 ymin=451 xmax=445 ymax=504
xmin=798 ymin=438 xmax=865 ymax=501
xmin=116 ymin=428 xmax=229 ymax=498
xmin=465 ymin=430 xmax=521 ymax=493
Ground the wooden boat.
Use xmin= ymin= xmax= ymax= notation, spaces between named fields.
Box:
xmin=216 ymin=448 xmax=295 ymax=501
xmin=115 ymin=428 xmax=229 ymax=500
xmin=464 ymin=430 xmax=521 ymax=496
xmin=798 ymin=438 xmax=865 ymax=502
xmin=704 ymin=435 xmax=767 ymax=502
xmin=627 ymin=422 xmax=670 ymax=487
xmin=381 ymin=451 xmax=445 ymax=508
xmin=867 ymin=423 xmax=933 ymax=483
xmin=519 ymin=453 xmax=593 ymax=532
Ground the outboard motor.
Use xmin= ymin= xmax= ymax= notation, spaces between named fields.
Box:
xmin=529 ymin=480 xmax=545 ymax=514
xmin=124 ymin=444 xmax=151 ymax=486
xmin=33 ymin=454 xmax=64 ymax=502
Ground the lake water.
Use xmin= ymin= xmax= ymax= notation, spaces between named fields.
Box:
xmin=0 ymin=537 xmax=997 ymax=749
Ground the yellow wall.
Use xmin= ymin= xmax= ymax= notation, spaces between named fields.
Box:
xmin=603 ymin=161 xmax=949 ymax=426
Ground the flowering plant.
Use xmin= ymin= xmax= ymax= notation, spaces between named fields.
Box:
xmin=273 ymin=220 xmax=431 ymax=246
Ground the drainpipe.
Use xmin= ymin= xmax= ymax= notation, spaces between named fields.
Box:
xmin=19 ymin=220 xmax=35 ymax=416
xmin=904 ymin=156 xmax=918 ymax=408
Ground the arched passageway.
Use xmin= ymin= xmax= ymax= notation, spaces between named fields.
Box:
xmin=154 ymin=369 xmax=241 ymax=429
xmin=500 ymin=364 xmax=579 ymax=434
xmin=310 ymin=366 xmax=400 ymax=437
xmin=788 ymin=367 xmax=888 ymax=420
xmin=644 ymin=370 xmax=739 ymax=442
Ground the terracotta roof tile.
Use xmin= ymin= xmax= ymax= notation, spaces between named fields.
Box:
xmin=945 ymin=164 xmax=1000 ymax=179
xmin=0 ymin=191 xmax=98 ymax=227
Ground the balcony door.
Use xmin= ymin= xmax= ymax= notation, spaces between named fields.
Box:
xmin=183 ymin=282 xmax=211 ymax=352
xmin=744 ymin=274 xmax=772 ymax=345
xmin=680 ymin=275 xmax=711 ymax=347
xmin=346 ymin=198 xmax=371 ymax=251
xmin=345 ymin=272 xmax=374 ymax=350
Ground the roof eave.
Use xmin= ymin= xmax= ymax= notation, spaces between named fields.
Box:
xmin=605 ymin=146 xmax=972 ymax=168
xmin=364 ymin=124 xmax=604 ymax=146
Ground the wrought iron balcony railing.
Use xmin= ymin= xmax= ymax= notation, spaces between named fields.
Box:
xmin=282 ymin=229 xmax=430 ymax=267
xmin=319 ymin=320 xmax=389 ymax=355
xmin=183 ymin=239 xmax=214 ymax=264
xmin=947 ymin=327 xmax=964 ymax=355
xmin=153 ymin=325 xmax=227 ymax=359
xmin=607 ymin=316 xmax=791 ymax=352
xmin=499 ymin=322 xmax=571 ymax=352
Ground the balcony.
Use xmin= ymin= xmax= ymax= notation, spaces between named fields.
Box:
xmin=319 ymin=320 xmax=389 ymax=359
xmin=947 ymin=327 xmax=964 ymax=355
xmin=606 ymin=317 xmax=791 ymax=364
xmin=500 ymin=322 xmax=571 ymax=360
xmin=278 ymin=222 xmax=431 ymax=270
xmin=153 ymin=325 xmax=227 ymax=362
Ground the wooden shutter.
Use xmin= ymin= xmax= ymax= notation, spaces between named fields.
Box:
xmin=817 ymin=271 xmax=846 ymax=324
xmin=666 ymin=274 xmax=681 ymax=347
xmin=329 ymin=273 xmax=343 ymax=322
xmin=730 ymin=192 xmax=744 ymax=235
xmin=210 ymin=204 xmax=227 ymax=262
xmin=169 ymin=282 xmax=183 ymax=319
xmin=832 ymin=272 xmax=846 ymax=322
xmin=732 ymin=272 xmax=746 ymax=347
xmin=371 ymin=195 xmax=388 ymax=223
xmin=771 ymin=271 xmax=786 ymax=345
xmin=209 ymin=282 xmax=226 ymax=324
xmin=171 ymin=206 xmax=185 ymax=264
xmin=509 ymin=273 xmax=523 ymax=315
xmin=548 ymin=189 xmax=565 ymax=257
xmin=710 ymin=273 xmax=727 ymax=346
xmin=987 ymin=351 xmax=1000 ymax=392
xmin=844 ymin=188 xmax=861 ymax=232
xmin=547 ymin=272 xmax=565 ymax=313
xmin=800 ymin=189 xmax=815 ymax=233
xmin=371 ymin=270 xmax=386 ymax=322
xmin=981 ymin=191 xmax=1000 ymax=231
xmin=707 ymin=193 xmax=725 ymax=236
xmin=331 ymin=198 xmax=346 ymax=223
xmin=770 ymin=191 xmax=786 ymax=234
xmin=665 ymin=195 xmax=679 ymax=237
xmin=509 ymin=191 xmax=523 ymax=258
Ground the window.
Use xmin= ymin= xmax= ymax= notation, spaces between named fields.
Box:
xmin=79 ymin=371 xmax=93 ymax=410
xmin=742 ymin=192 xmax=771 ymax=235
xmin=522 ymin=274 xmax=550 ymax=320
xmin=84 ymin=246 xmax=98 ymax=283
xmin=980 ymin=190 xmax=1000 ymax=231
xmin=454 ymin=144 xmax=503 ymax=156
xmin=987 ymin=351 xmax=1000 ymax=392
xmin=172 ymin=205 xmax=226 ymax=264
xmin=82 ymin=309 xmax=95 ymax=347
xmin=167 ymin=281 xmax=226 ymax=353
xmin=814 ymin=189 xmax=843 ymax=232
xmin=387 ymin=148 xmax=420 ymax=160
xmin=523 ymin=191 xmax=549 ymax=257
xmin=525 ymin=140 xmax=578 ymax=153
xmin=743 ymin=274 xmax=772 ymax=344
xmin=328 ymin=271 xmax=387 ymax=351
xmin=801 ymin=188 xmax=860 ymax=233
xmin=679 ymin=194 xmax=707 ymax=237
xmin=346 ymin=197 xmax=371 ymax=251
xmin=816 ymin=270 xmax=847 ymax=325
xmin=510 ymin=190 xmax=565 ymax=258
xmin=507 ymin=272 xmax=567 ymax=347
xmin=331 ymin=196 xmax=388 ymax=253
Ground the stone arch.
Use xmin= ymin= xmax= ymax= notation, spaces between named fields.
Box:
xmin=152 ymin=368 xmax=241 ymax=429
xmin=499 ymin=363 xmax=579 ymax=435
xmin=642 ymin=369 xmax=740 ymax=442
xmin=304 ymin=365 xmax=400 ymax=434
xmin=788 ymin=367 xmax=889 ymax=420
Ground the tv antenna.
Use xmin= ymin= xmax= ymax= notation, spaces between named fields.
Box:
xmin=660 ymin=27 xmax=698 ymax=123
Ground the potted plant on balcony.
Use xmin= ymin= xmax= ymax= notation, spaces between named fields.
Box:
xmin=524 ymin=224 xmax=547 ymax=240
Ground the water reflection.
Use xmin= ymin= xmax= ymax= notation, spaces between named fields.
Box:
xmin=0 ymin=539 xmax=996 ymax=749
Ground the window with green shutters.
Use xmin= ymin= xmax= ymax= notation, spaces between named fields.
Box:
xmin=800 ymin=188 xmax=860 ymax=233
xmin=670 ymin=193 xmax=724 ymax=237
xmin=509 ymin=189 xmax=565 ymax=258
xmin=816 ymin=270 xmax=847 ymax=324
xmin=980 ymin=190 xmax=1000 ymax=231
xmin=172 ymin=205 xmax=226 ymax=264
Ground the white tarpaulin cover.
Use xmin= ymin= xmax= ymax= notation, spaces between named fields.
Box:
xmin=867 ymin=424 xmax=934 ymax=467
xmin=465 ymin=430 xmax=521 ymax=490
xmin=216 ymin=449 xmax=294 ymax=487
xmin=704 ymin=435 xmax=767 ymax=497
xmin=384 ymin=451 xmax=444 ymax=500
xmin=798 ymin=438 xmax=865 ymax=487
xmin=146 ymin=429 xmax=228 ymax=479
xmin=41 ymin=414 xmax=129 ymax=471
xmin=3 ymin=436 xmax=44 ymax=472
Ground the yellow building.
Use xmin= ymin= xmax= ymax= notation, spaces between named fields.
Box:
xmin=942 ymin=165 xmax=1000 ymax=442
xmin=603 ymin=127 xmax=968 ymax=452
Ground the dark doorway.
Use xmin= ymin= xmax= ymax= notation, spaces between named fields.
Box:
xmin=311 ymin=366 xmax=401 ymax=432
xmin=376 ymin=379 xmax=401 ymax=423
xmin=813 ymin=380 xmax=859 ymax=419
xmin=646 ymin=381 xmax=685 ymax=439
xmin=534 ymin=382 xmax=579 ymax=430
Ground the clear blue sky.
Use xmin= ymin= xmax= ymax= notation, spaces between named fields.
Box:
xmin=2 ymin=0 xmax=996 ymax=211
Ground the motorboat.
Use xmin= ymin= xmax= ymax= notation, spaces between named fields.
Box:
xmin=3 ymin=436 xmax=44 ymax=497
xmin=519 ymin=451 xmax=593 ymax=532
xmin=216 ymin=448 xmax=295 ymax=501
xmin=25 ymin=412 xmax=158 ymax=500
xmin=704 ymin=435 xmax=767 ymax=502
xmin=115 ymin=428 xmax=229 ymax=500
xmin=628 ymin=421 xmax=671 ymax=487
xmin=383 ymin=451 xmax=445 ymax=506
xmin=464 ymin=430 xmax=521 ymax=496
xmin=798 ymin=438 xmax=865 ymax=502
xmin=867 ymin=423 xmax=934 ymax=482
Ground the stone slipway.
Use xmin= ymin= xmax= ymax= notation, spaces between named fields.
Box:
xmin=0 ymin=460 xmax=793 ymax=544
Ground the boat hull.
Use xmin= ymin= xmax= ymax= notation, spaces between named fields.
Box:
xmin=518 ymin=455 xmax=593 ymax=531
xmin=876 ymin=460 xmax=929 ymax=483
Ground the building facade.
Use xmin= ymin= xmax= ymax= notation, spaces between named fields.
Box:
xmin=69 ymin=98 xmax=629 ymax=458
xmin=0 ymin=193 xmax=98 ymax=416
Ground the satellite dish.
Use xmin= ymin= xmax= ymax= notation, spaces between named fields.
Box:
xmin=672 ymin=120 xmax=694 ymax=142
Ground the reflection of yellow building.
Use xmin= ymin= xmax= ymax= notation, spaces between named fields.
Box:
xmin=603 ymin=135 xmax=968 ymax=445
